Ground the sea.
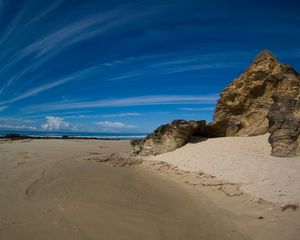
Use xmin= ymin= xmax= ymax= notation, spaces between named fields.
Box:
xmin=0 ymin=130 xmax=147 ymax=140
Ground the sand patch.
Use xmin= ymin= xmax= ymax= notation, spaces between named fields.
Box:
xmin=147 ymin=134 xmax=300 ymax=204
xmin=0 ymin=139 xmax=250 ymax=240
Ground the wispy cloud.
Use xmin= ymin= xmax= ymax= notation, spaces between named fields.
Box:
xmin=95 ymin=121 xmax=135 ymax=129
xmin=0 ymin=124 xmax=37 ymax=131
xmin=100 ymin=112 xmax=142 ymax=118
xmin=0 ymin=78 xmax=70 ymax=106
xmin=0 ymin=106 xmax=8 ymax=111
xmin=0 ymin=9 xmax=25 ymax=50
xmin=17 ymin=14 xmax=114 ymax=60
xmin=26 ymin=0 xmax=63 ymax=26
xmin=0 ymin=65 xmax=105 ymax=107
xmin=23 ymin=94 xmax=218 ymax=113
xmin=179 ymin=107 xmax=215 ymax=111
xmin=0 ymin=4 xmax=160 ymax=102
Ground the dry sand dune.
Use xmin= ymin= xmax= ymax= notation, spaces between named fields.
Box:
xmin=0 ymin=139 xmax=249 ymax=240
xmin=148 ymin=134 xmax=300 ymax=204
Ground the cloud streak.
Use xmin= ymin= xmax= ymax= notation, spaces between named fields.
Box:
xmin=23 ymin=94 xmax=218 ymax=113
xmin=0 ymin=106 xmax=8 ymax=111
xmin=0 ymin=124 xmax=37 ymax=131
xmin=0 ymin=77 xmax=70 ymax=106
xmin=179 ymin=107 xmax=215 ymax=111
xmin=0 ymin=3 xmax=160 ymax=104
xmin=26 ymin=0 xmax=63 ymax=26
xmin=100 ymin=112 xmax=142 ymax=118
xmin=95 ymin=121 xmax=135 ymax=129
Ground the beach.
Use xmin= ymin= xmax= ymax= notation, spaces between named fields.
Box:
xmin=0 ymin=138 xmax=299 ymax=239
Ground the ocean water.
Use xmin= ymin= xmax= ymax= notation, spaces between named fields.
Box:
xmin=0 ymin=130 xmax=147 ymax=140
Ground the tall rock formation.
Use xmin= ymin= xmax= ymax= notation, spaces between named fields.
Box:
xmin=131 ymin=50 xmax=300 ymax=157
xmin=213 ymin=50 xmax=300 ymax=136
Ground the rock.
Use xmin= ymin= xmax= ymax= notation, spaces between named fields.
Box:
xmin=213 ymin=50 xmax=300 ymax=136
xmin=131 ymin=120 xmax=206 ymax=155
xmin=268 ymin=96 xmax=300 ymax=156
xmin=130 ymin=50 xmax=300 ymax=157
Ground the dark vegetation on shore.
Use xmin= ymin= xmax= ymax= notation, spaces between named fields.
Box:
xmin=0 ymin=133 xmax=124 ymax=141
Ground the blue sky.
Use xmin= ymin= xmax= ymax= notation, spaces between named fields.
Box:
xmin=0 ymin=0 xmax=299 ymax=133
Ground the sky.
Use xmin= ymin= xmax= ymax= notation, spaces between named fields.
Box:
xmin=0 ymin=0 xmax=300 ymax=133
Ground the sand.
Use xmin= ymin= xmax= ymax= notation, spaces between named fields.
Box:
xmin=0 ymin=139 xmax=246 ymax=240
xmin=148 ymin=134 xmax=300 ymax=204
xmin=0 ymin=138 xmax=300 ymax=239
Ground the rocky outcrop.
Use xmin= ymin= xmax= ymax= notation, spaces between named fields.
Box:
xmin=213 ymin=50 xmax=300 ymax=136
xmin=131 ymin=50 xmax=300 ymax=157
xmin=268 ymin=96 xmax=300 ymax=157
xmin=131 ymin=120 xmax=205 ymax=155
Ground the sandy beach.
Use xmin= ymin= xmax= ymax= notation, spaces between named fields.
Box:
xmin=148 ymin=134 xmax=300 ymax=204
xmin=0 ymin=138 xmax=300 ymax=239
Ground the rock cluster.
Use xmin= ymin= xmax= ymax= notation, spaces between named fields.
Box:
xmin=132 ymin=50 xmax=300 ymax=157
xmin=131 ymin=120 xmax=205 ymax=155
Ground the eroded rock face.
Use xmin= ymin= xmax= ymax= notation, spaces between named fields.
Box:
xmin=213 ymin=50 xmax=300 ymax=136
xmin=131 ymin=120 xmax=205 ymax=155
xmin=268 ymin=96 xmax=300 ymax=157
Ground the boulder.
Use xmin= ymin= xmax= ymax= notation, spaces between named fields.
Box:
xmin=268 ymin=96 xmax=300 ymax=157
xmin=213 ymin=50 xmax=300 ymax=136
xmin=131 ymin=120 xmax=206 ymax=155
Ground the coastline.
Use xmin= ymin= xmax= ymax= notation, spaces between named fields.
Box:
xmin=0 ymin=130 xmax=147 ymax=141
xmin=0 ymin=136 xmax=138 ymax=141
xmin=0 ymin=133 xmax=146 ymax=141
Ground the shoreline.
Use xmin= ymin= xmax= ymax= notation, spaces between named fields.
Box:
xmin=0 ymin=135 xmax=140 ymax=141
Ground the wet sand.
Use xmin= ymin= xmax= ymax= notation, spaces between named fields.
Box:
xmin=0 ymin=139 xmax=299 ymax=239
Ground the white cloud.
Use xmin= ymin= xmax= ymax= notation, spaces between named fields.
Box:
xmin=0 ymin=124 xmax=37 ymax=130
xmin=100 ymin=112 xmax=142 ymax=118
xmin=41 ymin=116 xmax=71 ymax=131
xmin=95 ymin=121 xmax=135 ymax=129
